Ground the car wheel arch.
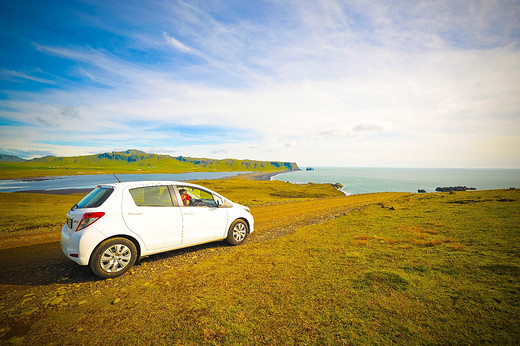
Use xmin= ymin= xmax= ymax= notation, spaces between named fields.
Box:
xmin=235 ymin=217 xmax=250 ymax=234
xmin=90 ymin=234 xmax=142 ymax=264
xmin=226 ymin=218 xmax=250 ymax=246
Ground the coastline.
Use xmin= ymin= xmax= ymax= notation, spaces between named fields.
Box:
xmin=9 ymin=171 xmax=292 ymax=195
xmin=237 ymin=171 xmax=288 ymax=181
xmin=267 ymin=167 xmax=520 ymax=195
xmin=14 ymin=188 xmax=92 ymax=195
xmin=3 ymin=167 xmax=519 ymax=195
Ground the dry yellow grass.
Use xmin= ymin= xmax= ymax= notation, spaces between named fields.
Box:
xmin=1 ymin=180 xmax=519 ymax=345
xmin=251 ymin=192 xmax=408 ymax=232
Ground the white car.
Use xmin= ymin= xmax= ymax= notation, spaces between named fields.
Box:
xmin=61 ymin=181 xmax=254 ymax=278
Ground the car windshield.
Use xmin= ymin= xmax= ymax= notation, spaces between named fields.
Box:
xmin=76 ymin=187 xmax=114 ymax=209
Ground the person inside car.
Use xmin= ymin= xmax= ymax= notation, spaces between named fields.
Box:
xmin=179 ymin=188 xmax=191 ymax=206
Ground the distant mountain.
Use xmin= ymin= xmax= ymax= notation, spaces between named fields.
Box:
xmin=0 ymin=154 xmax=26 ymax=162
xmin=2 ymin=149 xmax=299 ymax=173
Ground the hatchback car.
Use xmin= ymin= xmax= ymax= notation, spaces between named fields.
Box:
xmin=61 ymin=181 xmax=254 ymax=278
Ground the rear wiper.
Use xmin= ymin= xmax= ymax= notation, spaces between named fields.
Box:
xmin=71 ymin=203 xmax=78 ymax=211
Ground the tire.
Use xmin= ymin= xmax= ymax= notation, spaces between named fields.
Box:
xmin=226 ymin=219 xmax=249 ymax=246
xmin=89 ymin=237 xmax=137 ymax=278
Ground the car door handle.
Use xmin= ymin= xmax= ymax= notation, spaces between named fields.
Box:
xmin=128 ymin=212 xmax=143 ymax=215
xmin=183 ymin=212 xmax=194 ymax=215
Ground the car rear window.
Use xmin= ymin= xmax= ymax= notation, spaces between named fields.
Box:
xmin=76 ymin=187 xmax=114 ymax=209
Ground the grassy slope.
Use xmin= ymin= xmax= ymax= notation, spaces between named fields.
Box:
xmin=1 ymin=185 xmax=519 ymax=344
xmin=194 ymin=177 xmax=345 ymax=206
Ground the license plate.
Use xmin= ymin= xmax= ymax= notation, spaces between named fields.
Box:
xmin=67 ymin=218 xmax=73 ymax=229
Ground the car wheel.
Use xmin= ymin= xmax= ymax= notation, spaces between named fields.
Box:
xmin=89 ymin=237 xmax=137 ymax=278
xmin=226 ymin=219 xmax=249 ymax=246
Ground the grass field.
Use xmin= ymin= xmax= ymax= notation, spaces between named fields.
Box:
xmin=0 ymin=193 xmax=80 ymax=239
xmin=0 ymin=180 xmax=519 ymax=344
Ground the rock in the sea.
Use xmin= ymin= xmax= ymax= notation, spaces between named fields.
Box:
xmin=435 ymin=186 xmax=477 ymax=192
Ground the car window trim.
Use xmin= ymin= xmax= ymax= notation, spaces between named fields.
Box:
xmin=167 ymin=185 xmax=181 ymax=207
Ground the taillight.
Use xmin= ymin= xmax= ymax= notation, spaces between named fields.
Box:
xmin=76 ymin=212 xmax=105 ymax=232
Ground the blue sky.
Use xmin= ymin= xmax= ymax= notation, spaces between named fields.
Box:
xmin=1 ymin=0 xmax=519 ymax=168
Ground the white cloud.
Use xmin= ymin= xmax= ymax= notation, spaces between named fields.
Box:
xmin=0 ymin=69 xmax=57 ymax=85
xmin=4 ymin=41 xmax=519 ymax=167
xmin=1 ymin=0 xmax=519 ymax=167
xmin=352 ymin=123 xmax=386 ymax=133
xmin=162 ymin=32 xmax=196 ymax=54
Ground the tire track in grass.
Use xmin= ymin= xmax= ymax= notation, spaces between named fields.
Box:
xmin=250 ymin=193 xmax=409 ymax=242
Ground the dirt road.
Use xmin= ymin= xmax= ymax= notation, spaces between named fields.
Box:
xmin=0 ymin=192 xmax=407 ymax=341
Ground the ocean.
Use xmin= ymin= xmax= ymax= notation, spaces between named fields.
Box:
xmin=1 ymin=168 xmax=518 ymax=195
xmin=0 ymin=172 xmax=245 ymax=192
xmin=272 ymin=167 xmax=520 ymax=195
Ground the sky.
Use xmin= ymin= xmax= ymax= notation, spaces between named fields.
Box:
xmin=1 ymin=0 xmax=519 ymax=168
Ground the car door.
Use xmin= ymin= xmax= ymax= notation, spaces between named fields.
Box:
xmin=122 ymin=184 xmax=183 ymax=251
xmin=175 ymin=186 xmax=228 ymax=245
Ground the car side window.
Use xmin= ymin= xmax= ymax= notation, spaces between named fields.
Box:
xmin=178 ymin=187 xmax=217 ymax=207
xmin=129 ymin=186 xmax=173 ymax=207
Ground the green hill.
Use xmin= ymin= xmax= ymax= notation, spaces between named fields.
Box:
xmin=0 ymin=154 xmax=26 ymax=162
xmin=0 ymin=149 xmax=299 ymax=179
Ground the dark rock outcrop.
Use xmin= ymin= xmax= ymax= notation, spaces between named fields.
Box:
xmin=435 ymin=186 xmax=477 ymax=192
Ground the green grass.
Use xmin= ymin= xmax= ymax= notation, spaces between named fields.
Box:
xmin=15 ymin=189 xmax=520 ymax=344
xmin=0 ymin=193 xmax=79 ymax=238
xmin=194 ymin=177 xmax=344 ymax=206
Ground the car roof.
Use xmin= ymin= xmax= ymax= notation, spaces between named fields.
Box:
xmin=99 ymin=181 xmax=209 ymax=190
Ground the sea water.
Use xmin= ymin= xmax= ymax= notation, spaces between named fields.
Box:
xmin=272 ymin=168 xmax=520 ymax=195
xmin=1 ymin=168 xmax=519 ymax=195
xmin=0 ymin=172 xmax=246 ymax=192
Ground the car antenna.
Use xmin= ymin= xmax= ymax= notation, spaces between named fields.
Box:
xmin=113 ymin=174 xmax=121 ymax=183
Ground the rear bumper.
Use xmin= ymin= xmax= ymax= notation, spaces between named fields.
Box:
xmin=60 ymin=224 xmax=106 ymax=266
